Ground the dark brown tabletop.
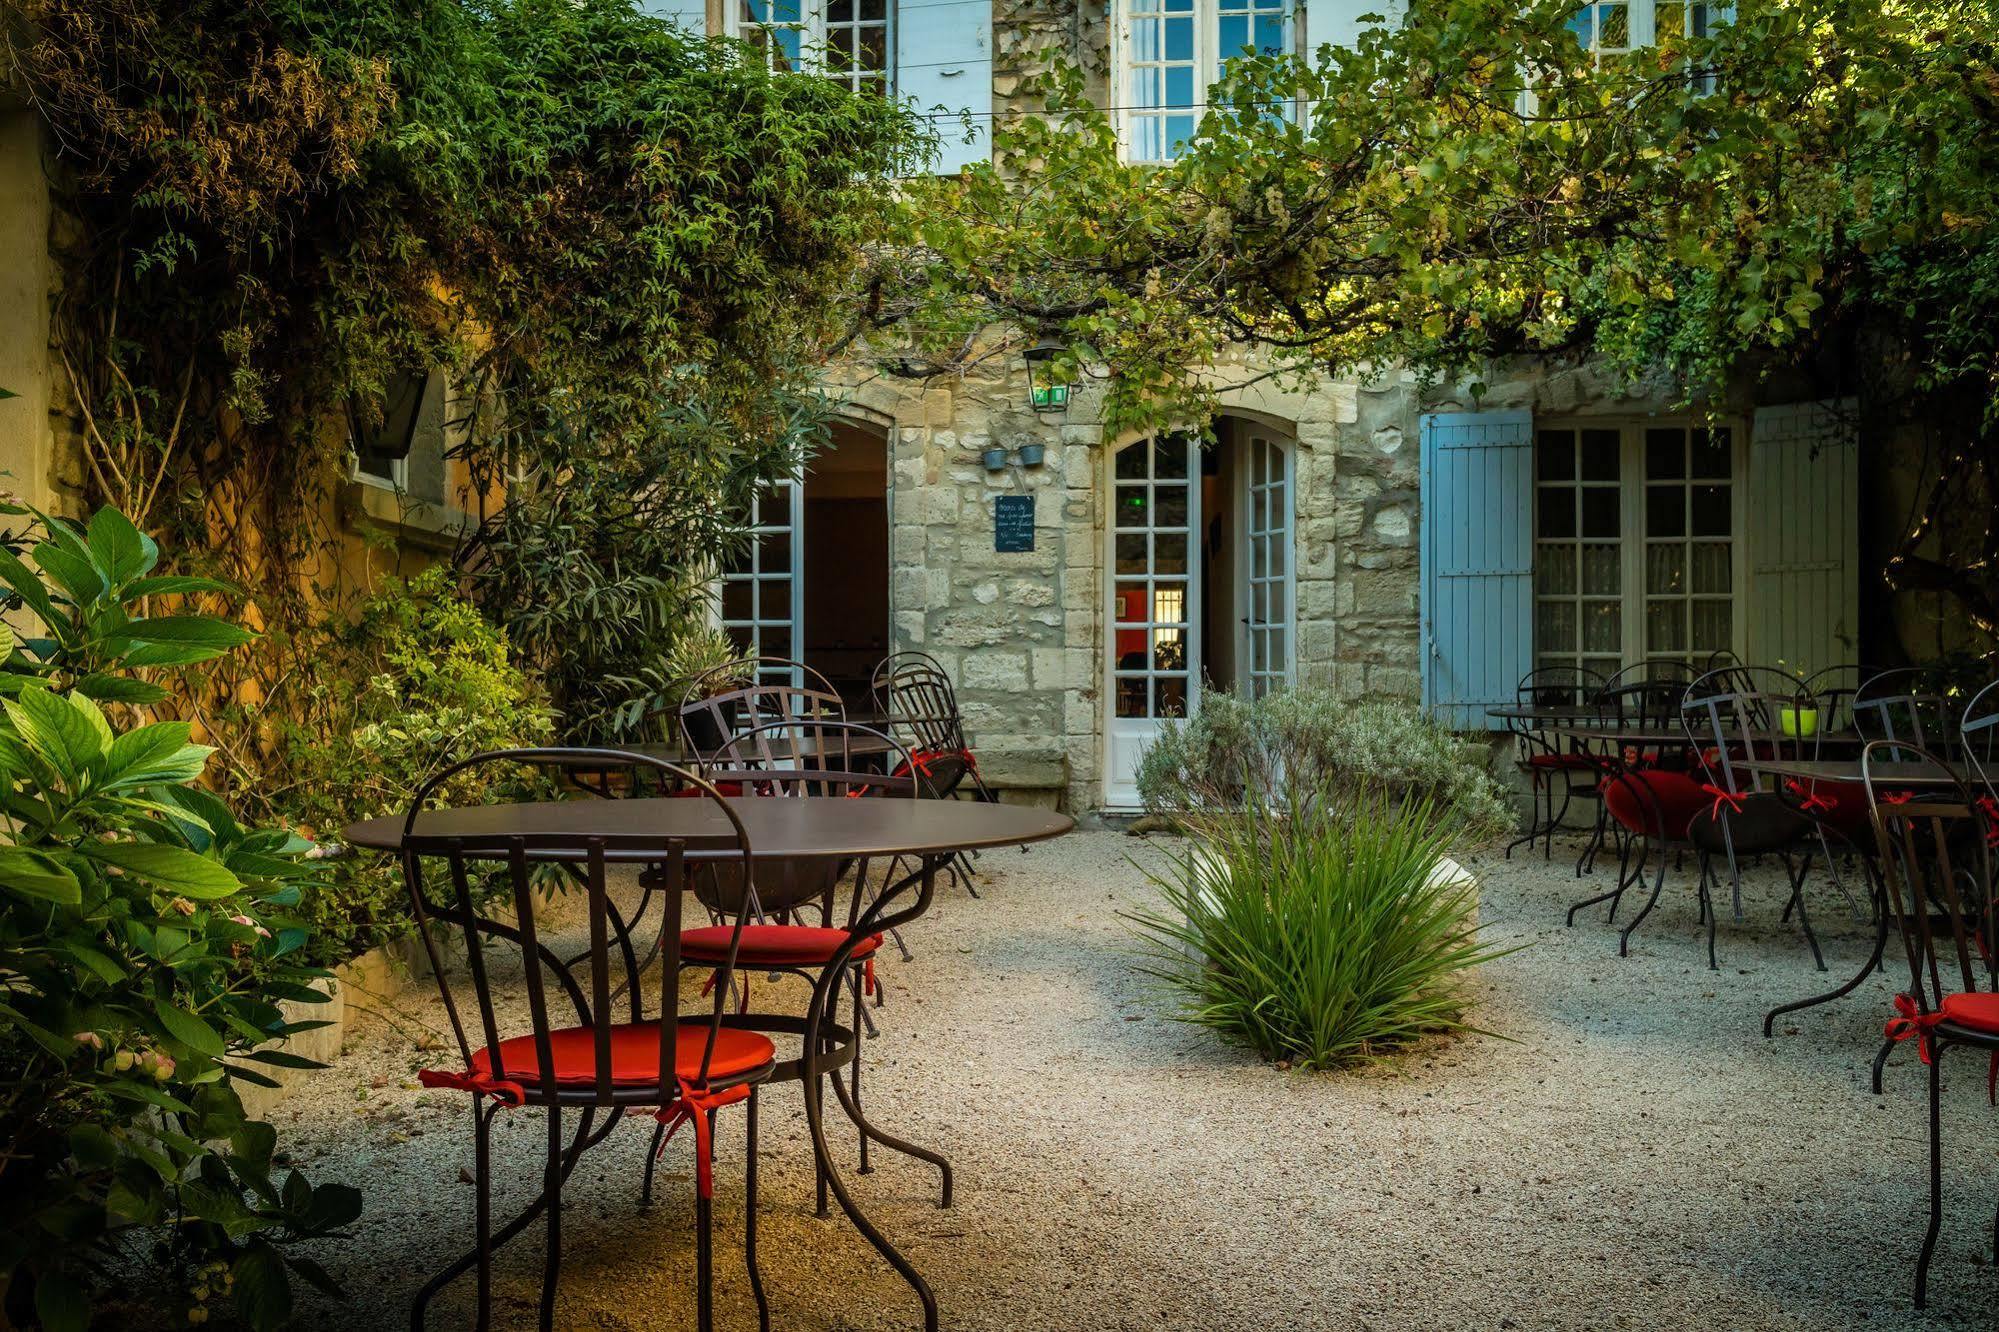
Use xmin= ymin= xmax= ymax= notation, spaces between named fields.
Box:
xmin=342 ymin=795 xmax=1074 ymax=862
xmin=1487 ymin=704 xmax=1615 ymax=725
xmin=1545 ymin=724 xmax=1863 ymax=748
xmin=1741 ymin=757 xmax=1969 ymax=788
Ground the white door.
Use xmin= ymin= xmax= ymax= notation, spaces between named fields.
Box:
xmin=719 ymin=477 xmax=805 ymax=684
xmin=1105 ymin=434 xmax=1201 ymax=808
xmin=1241 ymin=434 xmax=1294 ymax=698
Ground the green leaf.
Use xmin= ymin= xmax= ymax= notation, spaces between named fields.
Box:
xmin=86 ymin=506 xmax=155 ymax=583
xmin=113 ymin=614 xmax=256 ymax=650
xmin=73 ymin=673 xmax=170 ymax=705
xmin=0 ymin=542 xmax=58 ymax=624
xmin=126 ymin=574 xmax=235 ymax=599
xmin=245 ymin=1048 xmax=327 ymax=1070
xmin=69 ymin=1123 xmax=118 ymax=1171
xmin=0 ymin=846 xmax=81 ymax=904
xmin=104 ymin=722 xmax=209 ymax=789
xmin=234 ymin=1241 xmax=293 ymax=1330
xmin=33 ymin=1270 xmax=88 ymax=1332
xmin=154 ymin=998 xmax=226 ymax=1057
xmin=83 ymin=841 xmax=242 ymax=898
xmin=6 ymin=685 xmax=106 ymax=779
xmin=31 ymin=541 xmax=106 ymax=604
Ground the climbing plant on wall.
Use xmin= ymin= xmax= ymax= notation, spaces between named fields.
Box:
xmin=8 ymin=0 xmax=923 ymax=771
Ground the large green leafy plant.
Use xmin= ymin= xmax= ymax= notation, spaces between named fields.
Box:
xmin=275 ymin=566 xmax=552 ymax=963
xmin=0 ymin=507 xmax=358 ymax=1330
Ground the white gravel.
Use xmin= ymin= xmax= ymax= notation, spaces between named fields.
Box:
xmin=273 ymin=830 xmax=1998 ymax=1330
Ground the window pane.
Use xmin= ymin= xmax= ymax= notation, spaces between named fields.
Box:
xmin=1581 ymin=487 xmax=1620 ymax=539
xmin=1583 ymin=601 xmax=1621 ymax=653
xmin=762 ymin=625 xmax=792 ymax=660
xmin=1599 ymin=1 xmax=1629 ymax=47
xmin=760 ymin=531 xmax=790 ymax=570
xmin=1537 ymin=547 xmax=1577 ymax=596
xmin=1646 ymin=428 xmax=1685 ymax=480
xmin=1538 ymin=431 xmax=1575 ymax=481
xmin=1691 ymin=427 xmax=1730 ymax=478
xmin=1646 ymin=485 xmax=1685 ymax=537
xmin=1646 ymin=544 xmax=1685 ymax=595
xmin=1690 ymin=484 xmax=1730 ymax=536
xmin=1154 ymin=533 xmax=1188 ymax=576
xmin=1646 ymin=600 xmax=1686 ymax=653
xmin=1581 ymin=429 xmax=1621 ymax=481
xmin=1691 ymin=600 xmax=1732 ymax=653
xmin=1538 ymin=488 xmax=1576 ymax=539
xmin=1116 ymin=534 xmax=1148 ymax=574
xmin=1581 ymin=544 xmax=1620 ymax=595
xmin=722 ymin=579 xmax=752 ymax=621
xmin=1152 ymin=627 xmax=1187 ymax=671
xmin=1116 ymin=444 xmax=1147 ymax=479
xmin=1690 ymin=543 xmax=1731 ymax=594
xmin=1115 ymin=485 xmax=1150 ymax=528
xmin=1537 ymin=600 xmax=1577 ymax=653
xmin=1154 ymin=438 xmax=1189 ymax=478
xmin=1156 ymin=674 xmax=1189 ymax=718
xmin=1115 ymin=581 xmax=1148 ymax=622
xmin=1116 ymin=676 xmax=1148 ymax=718
xmin=758 ymin=578 xmax=790 ymax=619
xmin=1155 ymin=485 xmax=1189 ymax=527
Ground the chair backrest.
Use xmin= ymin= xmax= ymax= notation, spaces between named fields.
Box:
xmin=680 ymin=656 xmax=836 ymax=709
xmin=1863 ymin=740 xmax=1996 ymax=1010
xmin=1684 ymin=689 xmax=1820 ymax=797
xmin=1515 ymin=665 xmax=1604 ymax=709
xmin=869 ymin=651 xmax=948 ymax=703
xmin=704 ymin=721 xmax=919 ymax=923
xmin=877 ymin=659 xmax=970 ymax=758
xmin=1961 ymin=679 xmax=1999 ymax=804
xmin=1597 ymin=679 xmax=1686 ymax=729
xmin=1800 ymin=663 xmax=1868 ymax=733
xmin=1599 ymin=659 xmax=1696 ymax=692
xmin=678 ymin=683 xmax=846 ymax=761
xmin=401 ymin=748 xmax=757 ymax=1105
xmin=1853 ymin=667 xmax=1949 ymax=756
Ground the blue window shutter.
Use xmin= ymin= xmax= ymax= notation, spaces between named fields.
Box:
xmin=1420 ymin=410 xmax=1535 ymax=729
xmin=897 ymin=0 xmax=992 ymax=173
xmin=1747 ymin=399 xmax=1860 ymax=679
xmin=638 ymin=0 xmax=709 ymax=31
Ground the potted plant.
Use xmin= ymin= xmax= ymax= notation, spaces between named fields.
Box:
xmin=1779 ymin=698 xmax=1821 ymax=737
xmin=981 ymin=445 xmax=1009 ymax=471
xmin=667 ymin=626 xmax=752 ymax=752
xmin=1017 ymin=441 xmax=1047 ymax=467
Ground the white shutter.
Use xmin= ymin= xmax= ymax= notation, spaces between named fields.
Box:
xmin=897 ymin=0 xmax=992 ymax=173
xmin=1300 ymin=0 xmax=1406 ymax=50
xmin=1747 ymin=399 xmax=1860 ymax=679
xmin=638 ymin=0 xmax=709 ymax=32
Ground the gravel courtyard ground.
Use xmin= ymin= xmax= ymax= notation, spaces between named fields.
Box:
xmin=280 ymin=828 xmax=1998 ymax=1331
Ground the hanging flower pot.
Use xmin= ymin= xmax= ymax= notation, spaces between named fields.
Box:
xmin=982 ymin=446 xmax=1009 ymax=471
xmin=1017 ymin=442 xmax=1046 ymax=467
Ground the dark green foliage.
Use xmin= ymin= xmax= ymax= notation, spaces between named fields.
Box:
xmin=0 ymin=506 xmax=358 ymax=1330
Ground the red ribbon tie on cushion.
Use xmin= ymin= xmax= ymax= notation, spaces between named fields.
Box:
xmin=1700 ymin=783 xmax=1747 ymax=823
xmin=1784 ymin=779 xmax=1836 ymax=816
xmin=653 ymin=1078 xmax=756 ymax=1198
xmin=418 ymin=1067 xmax=529 ymax=1108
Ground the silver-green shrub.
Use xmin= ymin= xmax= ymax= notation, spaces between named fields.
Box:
xmin=1134 ymin=687 xmax=1514 ymax=844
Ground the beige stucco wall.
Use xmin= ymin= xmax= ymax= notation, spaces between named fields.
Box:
xmin=0 ymin=105 xmax=53 ymax=510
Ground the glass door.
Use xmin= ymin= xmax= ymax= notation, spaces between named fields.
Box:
xmin=1105 ymin=435 xmax=1200 ymax=807
xmin=719 ymin=477 xmax=804 ymax=684
xmin=1241 ymin=433 xmax=1293 ymax=698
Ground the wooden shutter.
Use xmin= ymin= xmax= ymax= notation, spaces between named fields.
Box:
xmin=1420 ymin=410 xmax=1536 ymax=729
xmin=1747 ymin=399 xmax=1860 ymax=678
xmin=638 ymin=0 xmax=710 ymax=31
xmin=897 ymin=0 xmax=992 ymax=173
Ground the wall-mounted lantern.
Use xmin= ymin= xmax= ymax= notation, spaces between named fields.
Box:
xmin=1023 ymin=333 xmax=1069 ymax=414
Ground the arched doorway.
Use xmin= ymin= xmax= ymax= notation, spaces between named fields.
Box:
xmin=1103 ymin=419 xmax=1294 ymax=807
xmin=719 ymin=418 xmax=890 ymax=708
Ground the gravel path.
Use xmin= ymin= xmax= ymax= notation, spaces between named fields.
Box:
xmin=277 ymin=830 xmax=1997 ymax=1330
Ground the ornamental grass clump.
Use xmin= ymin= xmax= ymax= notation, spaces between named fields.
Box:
xmin=1125 ymin=792 xmax=1508 ymax=1069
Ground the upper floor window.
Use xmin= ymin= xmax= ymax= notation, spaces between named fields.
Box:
xmin=1567 ymin=1 xmax=1717 ymax=63
xmin=1117 ymin=0 xmax=1289 ymax=163
xmin=730 ymin=0 xmax=890 ymax=96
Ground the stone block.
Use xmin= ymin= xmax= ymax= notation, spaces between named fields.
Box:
xmin=1350 ymin=568 xmax=1415 ymax=619
xmin=1029 ymin=646 xmax=1066 ymax=689
xmin=962 ymin=649 xmax=1031 ymax=692
xmin=976 ymin=744 xmax=1069 ymax=791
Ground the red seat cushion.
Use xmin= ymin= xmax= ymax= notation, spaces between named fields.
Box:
xmin=1784 ymin=778 xmax=1872 ymax=833
xmin=1936 ymin=991 xmax=1999 ymax=1035
xmin=469 ymin=1022 xmax=774 ymax=1088
xmin=1602 ymin=769 xmax=1709 ymax=841
xmin=680 ymin=923 xmax=882 ymax=967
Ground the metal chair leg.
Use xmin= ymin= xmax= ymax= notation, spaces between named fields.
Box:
xmin=746 ymin=1089 xmax=770 ymax=1332
xmin=475 ymin=1099 xmax=495 ymax=1332
xmin=541 ymin=1107 xmax=563 ymax=1332
xmin=641 ymin=1120 xmax=667 ymax=1206
xmin=1916 ymin=1043 xmax=1944 ymax=1309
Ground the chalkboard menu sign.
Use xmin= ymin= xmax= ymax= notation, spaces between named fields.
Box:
xmin=994 ymin=494 xmax=1035 ymax=552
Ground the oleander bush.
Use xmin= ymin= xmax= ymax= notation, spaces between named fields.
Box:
xmin=1134 ymin=688 xmax=1514 ymax=844
xmin=1125 ymin=792 xmax=1507 ymax=1069
xmin=272 ymin=567 xmax=553 ymax=964
xmin=0 ymin=506 xmax=357 ymax=1331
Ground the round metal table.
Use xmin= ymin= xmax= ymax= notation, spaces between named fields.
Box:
xmin=344 ymin=795 xmax=1071 ymax=1332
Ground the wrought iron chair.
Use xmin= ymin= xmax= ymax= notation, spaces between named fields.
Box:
xmin=1801 ymin=663 xmax=1871 ymax=736
xmin=1567 ymin=755 xmax=1707 ymax=957
xmin=681 ymin=720 xmax=953 ymax=1218
xmin=1598 ymin=659 xmax=1696 ymax=692
xmin=1504 ymin=665 xmax=1606 ymax=860
xmin=679 ymin=681 xmax=845 ymax=762
xmin=1864 ymin=744 xmax=1999 ymax=1308
xmin=1566 ymin=675 xmax=1691 ymax=876
xmin=873 ymin=654 xmax=994 ymax=892
xmin=401 ymin=749 xmax=775 ymax=1332
xmin=1854 ymin=667 xmax=1952 ymax=759
xmin=1959 ymin=679 xmax=1999 ymax=806
xmin=1681 ymin=688 xmax=1856 ymax=969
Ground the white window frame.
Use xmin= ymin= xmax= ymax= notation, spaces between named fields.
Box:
xmin=726 ymin=0 xmax=893 ymax=95
xmin=1110 ymin=0 xmax=1293 ymax=164
xmin=1567 ymin=1 xmax=1721 ymax=61
xmin=1531 ymin=416 xmax=1747 ymax=676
